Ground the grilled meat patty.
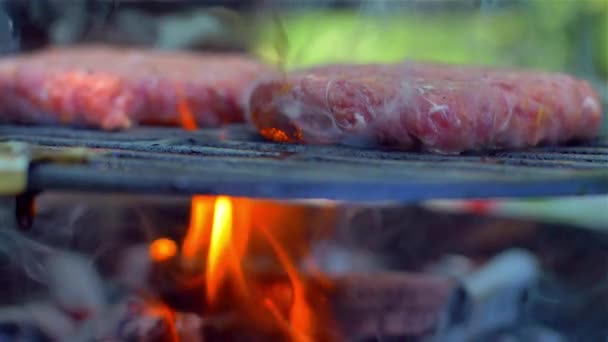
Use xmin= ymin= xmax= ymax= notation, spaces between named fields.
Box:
xmin=0 ymin=45 xmax=269 ymax=130
xmin=248 ymin=62 xmax=603 ymax=154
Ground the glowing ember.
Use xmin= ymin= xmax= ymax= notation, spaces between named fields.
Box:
xmin=145 ymin=301 xmax=179 ymax=342
xmin=149 ymin=238 xmax=178 ymax=262
xmin=259 ymin=127 xmax=303 ymax=143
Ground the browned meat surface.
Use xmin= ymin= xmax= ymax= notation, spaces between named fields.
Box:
xmin=248 ymin=62 xmax=603 ymax=154
xmin=0 ymin=45 xmax=269 ymax=130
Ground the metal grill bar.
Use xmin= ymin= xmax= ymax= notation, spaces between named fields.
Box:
xmin=1 ymin=125 xmax=606 ymax=201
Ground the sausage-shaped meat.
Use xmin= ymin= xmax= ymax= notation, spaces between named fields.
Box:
xmin=0 ymin=45 xmax=269 ymax=130
xmin=248 ymin=62 xmax=603 ymax=154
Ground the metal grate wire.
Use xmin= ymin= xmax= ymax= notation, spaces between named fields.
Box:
xmin=0 ymin=125 xmax=606 ymax=201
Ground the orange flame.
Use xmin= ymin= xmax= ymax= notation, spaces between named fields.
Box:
xmin=259 ymin=225 xmax=314 ymax=342
xmin=176 ymin=195 xmax=323 ymax=340
xmin=206 ymin=196 xmax=234 ymax=304
xmin=224 ymin=197 xmax=251 ymax=300
xmin=180 ymin=195 xmax=250 ymax=304
xmin=176 ymin=85 xmax=198 ymax=131
xmin=181 ymin=195 xmax=213 ymax=269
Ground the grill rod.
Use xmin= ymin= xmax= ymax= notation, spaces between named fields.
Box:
xmin=0 ymin=124 xmax=605 ymax=201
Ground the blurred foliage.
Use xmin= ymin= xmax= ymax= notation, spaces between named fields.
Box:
xmin=254 ymin=0 xmax=607 ymax=78
xmin=596 ymin=4 xmax=608 ymax=76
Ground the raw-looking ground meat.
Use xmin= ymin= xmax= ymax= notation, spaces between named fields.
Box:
xmin=248 ymin=61 xmax=603 ymax=154
xmin=0 ymin=45 xmax=270 ymax=130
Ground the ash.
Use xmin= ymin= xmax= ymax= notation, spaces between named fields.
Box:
xmin=0 ymin=193 xmax=607 ymax=341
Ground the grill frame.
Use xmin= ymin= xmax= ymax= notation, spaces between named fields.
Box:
xmin=1 ymin=124 xmax=607 ymax=202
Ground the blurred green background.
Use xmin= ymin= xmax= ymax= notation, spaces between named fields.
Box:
xmin=254 ymin=0 xmax=607 ymax=132
xmin=255 ymin=1 xmax=607 ymax=74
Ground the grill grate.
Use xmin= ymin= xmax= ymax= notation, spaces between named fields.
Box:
xmin=0 ymin=125 xmax=606 ymax=201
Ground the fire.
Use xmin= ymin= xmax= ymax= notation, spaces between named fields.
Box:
xmin=260 ymin=225 xmax=314 ymax=342
xmin=176 ymin=86 xmax=198 ymax=131
xmin=181 ymin=195 xmax=213 ymax=268
xmin=206 ymin=196 xmax=234 ymax=305
xmin=151 ymin=195 xmax=327 ymax=341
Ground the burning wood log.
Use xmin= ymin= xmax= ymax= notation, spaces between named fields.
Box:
xmin=149 ymin=253 xmax=466 ymax=342
xmin=329 ymin=272 xmax=465 ymax=340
